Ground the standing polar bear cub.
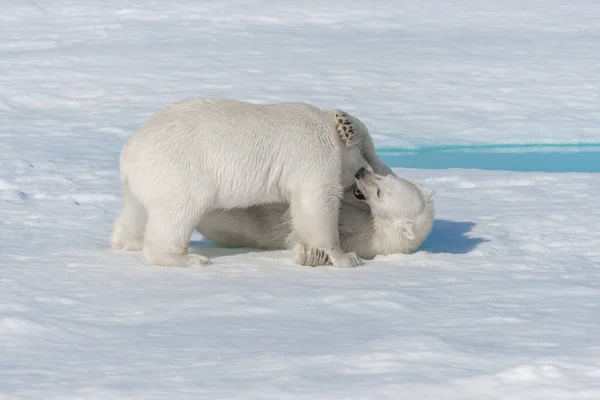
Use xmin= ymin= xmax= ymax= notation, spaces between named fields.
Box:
xmin=111 ymin=98 xmax=391 ymax=267
xmin=198 ymin=116 xmax=436 ymax=266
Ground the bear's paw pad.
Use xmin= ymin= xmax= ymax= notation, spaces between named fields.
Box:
xmin=335 ymin=111 xmax=360 ymax=147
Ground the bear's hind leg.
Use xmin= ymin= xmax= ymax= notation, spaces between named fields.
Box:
xmin=335 ymin=110 xmax=360 ymax=147
xmin=110 ymin=185 xmax=147 ymax=251
xmin=143 ymin=203 xmax=211 ymax=267
xmin=290 ymin=183 xmax=363 ymax=268
xmin=335 ymin=110 xmax=395 ymax=177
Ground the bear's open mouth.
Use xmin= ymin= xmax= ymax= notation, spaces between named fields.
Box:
xmin=354 ymin=187 xmax=366 ymax=200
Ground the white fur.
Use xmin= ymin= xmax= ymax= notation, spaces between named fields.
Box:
xmin=110 ymin=98 xmax=389 ymax=267
xmin=198 ymin=109 xmax=435 ymax=265
xmin=198 ymin=170 xmax=435 ymax=266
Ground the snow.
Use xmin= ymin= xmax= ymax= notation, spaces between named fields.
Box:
xmin=2 ymin=0 xmax=599 ymax=148
xmin=2 ymin=0 xmax=600 ymax=398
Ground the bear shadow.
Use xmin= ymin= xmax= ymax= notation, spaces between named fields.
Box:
xmin=190 ymin=219 xmax=488 ymax=258
xmin=419 ymin=219 xmax=489 ymax=254
xmin=189 ymin=239 xmax=271 ymax=259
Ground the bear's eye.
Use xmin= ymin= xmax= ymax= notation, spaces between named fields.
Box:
xmin=376 ymin=188 xmax=381 ymax=198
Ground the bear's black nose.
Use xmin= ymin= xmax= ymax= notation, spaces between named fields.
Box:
xmin=355 ymin=167 xmax=366 ymax=179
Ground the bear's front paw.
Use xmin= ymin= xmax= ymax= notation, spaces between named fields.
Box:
xmin=304 ymin=248 xmax=331 ymax=267
xmin=291 ymin=245 xmax=331 ymax=266
xmin=335 ymin=110 xmax=360 ymax=147
xmin=328 ymin=249 xmax=364 ymax=268
xmin=185 ymin=253 xmax=212 ymax=267
xmin=146 ymin=251 xmax=212 ymax=267
xmin=292 ymin=243 xmax=308 ymax=265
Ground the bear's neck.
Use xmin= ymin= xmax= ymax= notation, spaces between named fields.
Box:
xmin=371 ymin=217 xmax=412 ymax=255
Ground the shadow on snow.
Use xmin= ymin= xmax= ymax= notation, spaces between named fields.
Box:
xmin=419 ymin=219 xmax=489 ymax=254
xmin=191 ymin=219 xmax=489 ymax=259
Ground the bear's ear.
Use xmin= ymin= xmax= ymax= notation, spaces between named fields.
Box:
xmin=400 ymin=220 xmax=416 ymax=241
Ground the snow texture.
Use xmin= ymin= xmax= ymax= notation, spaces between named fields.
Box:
xmin=1 ymin=0 xmax=600 ymax=398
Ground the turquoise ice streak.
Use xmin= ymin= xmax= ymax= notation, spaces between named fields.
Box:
xmin=377 ymin=143 xmax=600 ymax=173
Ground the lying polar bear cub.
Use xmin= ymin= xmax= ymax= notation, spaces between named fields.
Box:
xmin=198 ymin=116 xmax=436 ymax=266
xmin=111 ymin=98 xmax=393 ymax=267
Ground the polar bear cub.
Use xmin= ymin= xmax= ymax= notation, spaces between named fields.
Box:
xmin=198 ymin=117 xmax=435 ymax=266
xmin=110 ymin=98 xmax=391 ymax=267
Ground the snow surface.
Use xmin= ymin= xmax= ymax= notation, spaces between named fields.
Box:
xmin=2 ymin=0 xmax=600 ymax=398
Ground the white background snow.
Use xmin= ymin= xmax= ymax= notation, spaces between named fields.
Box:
xmin=1 ymin=0 xmax=600 ymax=398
